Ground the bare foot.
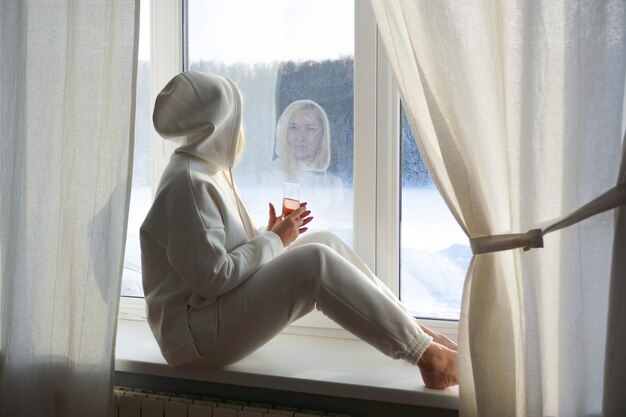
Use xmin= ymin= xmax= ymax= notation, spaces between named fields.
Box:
xmin=417 ymin=341 xmax=458 ymax=389
xmin=418 ymin=323 xmax=458 ymax=351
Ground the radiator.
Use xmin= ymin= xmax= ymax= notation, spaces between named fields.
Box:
xmin=112 ymin=386 xmax=351 ymax=417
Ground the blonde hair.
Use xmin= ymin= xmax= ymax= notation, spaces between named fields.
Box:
xmin=275 ymin=99 xmax=331 ymax=173
xmin=234 ymin=127 xmax=246 ymax=165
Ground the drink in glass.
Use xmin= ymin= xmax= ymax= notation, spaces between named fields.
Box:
xmin=282 ymin=183 xmax=300 ymax=217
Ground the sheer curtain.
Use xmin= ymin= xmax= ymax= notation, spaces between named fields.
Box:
xmin=370 ymin=1 xmax=626 ymax=416
xmin=604 ymin=140 xmax=626 ymax=416
xmin=0 ymin=1 xmax=138 ymax=416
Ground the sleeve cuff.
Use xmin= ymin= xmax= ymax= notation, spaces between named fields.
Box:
xmin=263 ymin=230 xmax=285 ymax=255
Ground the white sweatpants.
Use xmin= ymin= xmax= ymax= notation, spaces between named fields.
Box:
xmin=185 ymin=231 xmax=432 ymax=368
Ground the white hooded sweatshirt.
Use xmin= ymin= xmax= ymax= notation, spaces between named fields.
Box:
xmin=141 ymin=72 xmax=284 ymax=366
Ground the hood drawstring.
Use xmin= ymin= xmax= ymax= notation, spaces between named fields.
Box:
xmin=226 ymin=169 xmax=256 ymax=240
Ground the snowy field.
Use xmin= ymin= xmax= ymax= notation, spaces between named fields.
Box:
xmin=121 ymin=185 xmax=470 ymax=321
xmin=399 ymin=186 xmax=470 ymax=320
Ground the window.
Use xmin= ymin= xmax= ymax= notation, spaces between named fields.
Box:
xmin=399 ymin=107 xmax=470 ymax=320
xmin=187 ymin=0 xmax=355 ymax=246
xmin=120 ymin=0 xmax=468 ymax=332
xmin=121 ymin=0 xmax=151 ymax=298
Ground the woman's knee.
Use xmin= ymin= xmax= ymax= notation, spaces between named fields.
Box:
xmin=294 ymin=242 xmax=336 ymax=261
xmin=268 ymin=244 xmax=330 ymax=294
xmin=288 ymin=243 xmax=342 ymax=282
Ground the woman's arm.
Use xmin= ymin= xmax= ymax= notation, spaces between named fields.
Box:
xmin=167 ymin=226 xmax=284 ymax=302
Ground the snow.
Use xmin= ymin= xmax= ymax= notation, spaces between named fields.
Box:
xmin=400 ymin=187 xmax=470 ymax=320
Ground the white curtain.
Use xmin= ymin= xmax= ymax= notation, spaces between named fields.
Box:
xmin=603 ymin=141 xmax=626 ymax=416
xmin=0 ymin=1 xmax=139 ymax=416
xmin=370 ymin=1 xmax=626 ymax=416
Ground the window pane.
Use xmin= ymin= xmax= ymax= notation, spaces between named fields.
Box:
xmin=400 ymin=106 xmax=471 ymax=320
xmin=121 ymin=0 xmax=151 ymax=298
xmin=188 ymin=0 xmax=355 ymax=246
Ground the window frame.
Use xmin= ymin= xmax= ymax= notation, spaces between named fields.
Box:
xmin=119 ymin=0 xmax=459 ymax=341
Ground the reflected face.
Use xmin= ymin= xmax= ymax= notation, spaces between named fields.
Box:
xmin=286 ymin=107 xmax=324 ymax=164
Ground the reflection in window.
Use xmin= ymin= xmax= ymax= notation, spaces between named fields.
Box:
xmin=188 ymin=0 xmax=355 ymax=246
xmin=400 ymin=107 xmax=471 ymax=320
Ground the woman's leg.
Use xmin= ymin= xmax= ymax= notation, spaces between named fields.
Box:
xmin=292 ymin=232 xmax=409 ymax=311
xmin=185 ymin=242 xmax=432 ymax=369
xmin=292 ymin=232 xmax=457 ymax=351
xmin=293 ymin=234 xmax=458 ymax=388
xmin=185 ymin=244 xmax=319 ymax=368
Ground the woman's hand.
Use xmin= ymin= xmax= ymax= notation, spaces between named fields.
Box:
xmin=268 ymin=202 xmax=313 ymax=247
xmin=267 ymin=202 xmax=279 ymax=231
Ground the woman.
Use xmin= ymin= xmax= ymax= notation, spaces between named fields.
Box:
xmin=272 ymin=99 xmax=342 ymax=188
xmin=141 ymin=71 xmax=458 ymax=389
xmin=271 ymin=100 xmax=346 ymax=234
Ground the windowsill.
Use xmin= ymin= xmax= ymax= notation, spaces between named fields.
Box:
xmin=115 ymin=319 xmax=459 ymax=411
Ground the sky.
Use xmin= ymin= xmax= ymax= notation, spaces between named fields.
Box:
xmin=138 ymin=0 xmax=354 ymax=64
xmin=138 ymin=0 xmax=151 ymax=61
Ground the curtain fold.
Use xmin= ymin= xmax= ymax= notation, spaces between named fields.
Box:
xmin=370 ymin=1 xmax=626 ymax=416
xmin=603 ymin=139 xmax=626 ymax=416
xmin=0 ymin=1 xmax=139 ymax=416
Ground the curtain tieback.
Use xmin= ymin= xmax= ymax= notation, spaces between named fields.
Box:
xmin=470 ymin=181 xmax=626 ymax=255
xmin=470 ymin=229 xmax=543 ymax=254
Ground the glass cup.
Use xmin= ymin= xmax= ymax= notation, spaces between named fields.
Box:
xmin=282 ymin=182 xmax=300 ymax=217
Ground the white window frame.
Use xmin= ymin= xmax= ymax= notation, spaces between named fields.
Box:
xmin=119 ymin=0 xmax=459 ymax=342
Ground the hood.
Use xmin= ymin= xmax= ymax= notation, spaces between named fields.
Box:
xmin=153 ymin=71 xmax=242 ymax=171
xmin=275 ymin=99 xmax=331 ymax=173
